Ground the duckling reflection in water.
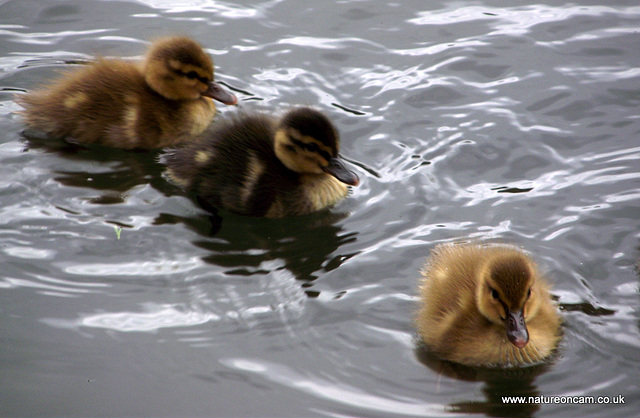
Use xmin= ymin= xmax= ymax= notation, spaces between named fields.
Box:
xmin=17 ymin=36 xmax=237 ymax=149
xmin=416 ymin=243 xmax=562 ymax=367
xmin=162 ymin=107 xmax=359 ymax=217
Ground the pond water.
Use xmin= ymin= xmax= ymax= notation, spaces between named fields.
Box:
xmin=1 ymin=0 xmax=639 ymax=416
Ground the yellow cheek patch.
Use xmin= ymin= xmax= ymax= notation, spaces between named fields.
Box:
xmin=302 ymin=149 xmax=327 ymax=164
xmin=182 ymin=78 xmax=199 ymax=89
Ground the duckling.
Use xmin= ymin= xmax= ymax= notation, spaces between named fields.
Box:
xmin=416 ymin=243 xmax=561 ymax=367
xmin=16 ymin=36 xmax=237 ymax=149
xmin=163 ymin=107 xmax=359 ymax=217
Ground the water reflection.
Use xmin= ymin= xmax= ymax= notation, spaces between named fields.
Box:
xmin=21 ymin=124 xmax=362 ymax=302
xmin=416 ymin=344 xmax=551 ymax=417
xmin=21 ymin=134 xmax=166 ymax=194
xmin=154 ymin=207 xmax=358 ymax=284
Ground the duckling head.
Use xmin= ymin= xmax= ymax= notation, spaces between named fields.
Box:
xmin=274 ymin=108 xmax=359 ymax=186
xmin=143 ymin=36 xmax=237 ymax=104
xmin=476 ymin=252 xmax=543 ymax=349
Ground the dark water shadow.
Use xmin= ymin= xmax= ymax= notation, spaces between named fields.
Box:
xmin=23 ymin=132 xmax=361 ymax=292
xmin=558 ymin=302 xmax=616 ymax=317
xmin=154 ymin=206 xmax=358 ymax=287
xmin=415 ymin=341 xmax=555 ymax=418
xmin=21 ymin=132 xmax=167 ymax=198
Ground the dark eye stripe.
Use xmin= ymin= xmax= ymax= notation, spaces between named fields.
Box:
xmin=291 ymin=138 xmax=332 ymax=161
xmin=173 ymin=68 xmax=209 ymax=84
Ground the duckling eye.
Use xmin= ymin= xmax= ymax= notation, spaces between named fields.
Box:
xmin=305 ymin=142 xmax=332 ymax=161
xmin=490 ymin=288 xmax=500 ymax=300
xmin=527 ymin=288 xmax=532 ymax=299
xmin=290 ymin=139 xmax=332 ymax=160
xmin=174 ymin=69 xmax=209 ymax=84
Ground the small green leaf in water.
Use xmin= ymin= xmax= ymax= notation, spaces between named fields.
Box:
xmin=114 ymin=226 xmax=122 ymax=240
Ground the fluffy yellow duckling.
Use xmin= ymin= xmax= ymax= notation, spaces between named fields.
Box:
xmin=17 ymin=36 xmax=237 ymax=149
xmin=416 ymin=243 xmax=562 ymax=367
xmin=163 ymin=107 xmax=359 ymax=217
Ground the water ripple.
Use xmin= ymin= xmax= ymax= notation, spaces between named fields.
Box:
xmin=135 ymin=0 xmax=268 ymax=18
xmin=63 ymin=257 xmax=204 ymax=277
xmin=223 ymin=358 xmax=447 ymax=416
xmin=409 ymin=5 xmax=640 ymax=36
xmin=1 ymin=28 xmax=112 ymax=45
xmin=0 ymin=274 xmax=107 ymax=296
xmin=278 ymin=35 xmax=382 ymax=50
xmin=78 ymin=303 xmax=221 ymax=332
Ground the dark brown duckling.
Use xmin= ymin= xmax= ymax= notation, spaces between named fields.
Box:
xmin=163 ymin=107 xmax=359 ymax=217
xmin=17 ymin=36 xmax=237 ymax=149
xmin=416 ymin=243 xmax=562 ymax=367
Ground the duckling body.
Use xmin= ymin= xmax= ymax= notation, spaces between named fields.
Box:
xmin=17 ymin=36 xmax=237 ymax=149
xmin=163 ymin=107 xmax=359 ymax=217
xmin=416 ymin=243 xmax=561 ymax=367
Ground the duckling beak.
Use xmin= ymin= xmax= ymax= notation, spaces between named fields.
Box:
xmin=506 ymin=309 xmax=529 ymax=349
xmin=203 ymin=81 xmax=238 ymax=105
xmin=323 ymin=157 xmax=359 ymax=186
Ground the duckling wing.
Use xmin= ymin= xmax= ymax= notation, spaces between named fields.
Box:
xmin=18 ymin=60 xmax=147 ymax=146
xmin=161 ymin=114 xmax=282 ymax=215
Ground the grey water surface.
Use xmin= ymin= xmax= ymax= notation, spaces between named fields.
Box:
xmin=0 ymin=0 xmax=639 ymax=416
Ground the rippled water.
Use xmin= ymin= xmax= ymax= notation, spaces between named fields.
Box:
xmin=1 ymin=1 xmax=639 ymax=416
